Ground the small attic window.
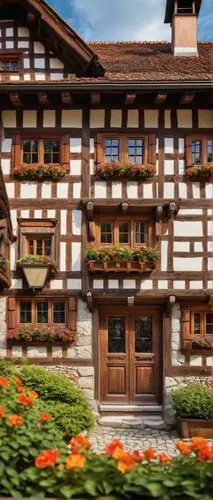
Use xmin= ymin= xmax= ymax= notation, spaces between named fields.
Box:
xmin=177 ymin=0 xmax=194 ymax=14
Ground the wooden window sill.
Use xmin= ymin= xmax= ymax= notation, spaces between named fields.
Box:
xmin=181 ymin=348 xmax=212 ymax=356
xmin=7 ymin=340 xmax=74 ymax=347
xmin=88 ymin=260 xmax=157 ymax=273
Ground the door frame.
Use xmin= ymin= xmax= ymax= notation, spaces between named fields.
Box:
xmin=97 ymin=304 xmax=163 ymax=405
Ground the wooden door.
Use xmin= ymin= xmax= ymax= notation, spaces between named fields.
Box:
xmin=100 ymin=306 xmax=161 ymax=405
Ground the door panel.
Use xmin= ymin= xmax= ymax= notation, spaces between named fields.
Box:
xmin=100 ymin=306 xmax=161 ymax=405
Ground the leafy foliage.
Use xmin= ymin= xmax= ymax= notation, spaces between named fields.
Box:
xmin=185 ymin=164 xmax=213 ymax=180
xmin=17 ymin=254 xmax=57 ymax=268
xmin=96 ymin=161 xmax=156 ymax=179
xmin=19 ymin=365 xmax=94 ymax=438
xmin=171 ymin=383 xmax=212 ymax=419
xmin=183 ymin=337 xmax=212 ymax=350
xmin=86 ymin=245 xmax=158 ymax=263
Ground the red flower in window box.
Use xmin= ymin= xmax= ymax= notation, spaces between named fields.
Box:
xmin=95 ymin=162 xmax=156 ymax=179
xmin=14 ymin=163 xmax=67 ymax=180
xmin=182 ymin=337 xmax=212 ymax=352
xmin=185 ymin=164 xmax=213 ymax=180
xmin=6 ymin=324 xmax=75 ymax=343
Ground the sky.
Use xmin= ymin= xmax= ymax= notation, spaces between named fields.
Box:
xmin=47 ymin=0 xmax=213 ymax=42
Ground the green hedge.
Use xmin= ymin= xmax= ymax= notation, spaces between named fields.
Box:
xmin=171 ymin=383 xmax=212 ymax=419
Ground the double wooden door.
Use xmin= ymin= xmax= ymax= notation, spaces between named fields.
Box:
xmin=100 ymin=306 xmax=161 ymax=405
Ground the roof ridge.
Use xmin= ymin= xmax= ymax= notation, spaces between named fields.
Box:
xmin=88 ymin=41 xmax=169 ymax=45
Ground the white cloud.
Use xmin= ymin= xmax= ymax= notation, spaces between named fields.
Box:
xmin=71 ymin=0 xmax=171 ymax=41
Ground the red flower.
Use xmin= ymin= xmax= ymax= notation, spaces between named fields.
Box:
xmin=8 ymin=415 xmax=23 ymax=426
xmin=66 ymin=453 xmax=85 ymax=469
xmin=18 ymin=394 xmax=33 ymax=406
xmin=35 ymin=450 xmax=59 ymax=468
xmin=40 ymin=412 xmax=51 ymax=421
xmin=158 ymin=453 xmax=172 ymax=464
xmin=176 ymin=441 xmax=192 ymax=456
xmin=197 ymin=446 xmax=213 ymax=462
xmin=132 ymin=450 xmax=144 ymax=462
xmin=0 ymin=407 xmax=6 ymax=418
xmin=0 ymin=376 xmax=9 ymax=387
xmin=105 ymin=439 xmax=124 ymax=456
xmin=70 ymin=434 xmax=91 ymax=450
xmin=144 ymin=448 xmax=157 ymax=460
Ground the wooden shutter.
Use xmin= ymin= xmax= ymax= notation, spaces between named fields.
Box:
xmin=181 ymin=308 xmax=191 ymax=340
xmin=61 ymin=135 xmax=70 ymax=171
xmin=8 ymin=297 xmax=16 ymax=330
xmin=95 ymin=134 xmax=102 ymax=164
xmin=68 ymin=297 xmax=77 ymax=332
xmin=148 ymin=134 xmax=156 ymax=164
xmin=11 ymin=135 xmax=21 ymax=168
xmin=185 ymin=136 xmax=191 ymax=166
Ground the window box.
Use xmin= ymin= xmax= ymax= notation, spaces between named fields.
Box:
xmin=6 ymin=324 xmax=75 ymax=344
xmin=17 ymin=256 xmax=57 ymax=289
xmin=88 ymin=260 xmax=156 ymax=273
xmin=185 ymin=164 xmax=213 ymax=181
xmin=95 ymin=162 xmax=156 ymax=180
xmin=6 ymin=340 xmax=74 ymax=347
xmin=13 ymin=163 xmax=67 ymax=180
xmin=179 ymin=419 xmax=213 ymax=439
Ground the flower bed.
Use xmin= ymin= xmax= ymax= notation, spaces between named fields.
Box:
xmin=0 ymin=374 xmax=212 ymax=500
xmin=185 ymin=164 xmax=213 ymax=180
xmin=96 ymin=161 xmax=156 ymax=179
xmin=86 ymin=245 xmax=158 ymax=272
xmin=14 ymin=164 xmax=67 ymax=180
xmin=6 ymin=324 xmax=75 ymax=343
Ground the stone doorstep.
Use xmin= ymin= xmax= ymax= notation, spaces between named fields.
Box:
xmin=98 ymin=415 xmax=167 ymax=430
xmin=99 ymin=404 xmax=163 ymax=413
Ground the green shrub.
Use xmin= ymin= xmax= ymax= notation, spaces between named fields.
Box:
xmin=0 ymin=359 xmax=16 ymax=377
xmin=171 ymin=383 xmax=212 ymax=419
xmin=19 ymin=365 xmax=94 ymax=438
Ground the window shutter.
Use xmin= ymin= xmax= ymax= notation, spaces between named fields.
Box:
xmin=148 ymin=134 xmax=156 ymax=164
xmin=68 ymin=297 xmax=77 ymax=332
xmin=8 ymin=297 xmax=16 ymax=330
xmin=95 ymin=134 xmax=102 ymax=164
xmin=12 ymin=135 xmax=21 ymax=168
xmin=181 ymin=309 xmax=191 ymax=340
xmin=61 ymin=135 xmax=70 ymax=171
xmin=185 ymin=136 xmax=191 ymax=166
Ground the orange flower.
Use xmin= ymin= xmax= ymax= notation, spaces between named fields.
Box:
xmin=115 ymin=451 xmax=135 ymax=474
xmin=0 ymin=376 xmax=9 ymax=387
xmin=35 ymin=450 xmax=59 ymax=468
xmin=176 ymin=441 xmax=192 ymax=456
xmin=0 ymin=407 xmax=6 ymax=418
xmin=105 ymin=439 xmax=124 ymax=456
xmin=144 ymin=448 xmax=157 ymax=460
xmin=70 ymin=434 xmax=91 ymax=450
xmin=18 ymin=394 xmax=33 ymax=406
xmin=132 ymin=450 xmax=144 ymax=462
xmin=158 ymin=453 xmax=173 ymax=464
xmin=66 ymin=453 xmax=85 ymax=469
xmin=16 ymin=385 xmax=25 ymax=393
xmin=197 ymin=446 xmax=213 ymax=462
xmin=190 ymin=437 xmax=208 ymax=451
xmin=13 ymin=376 xmax=22 ymax=384
xmin=28 ymin=390 xmax=38 ymax=401
xmin=40 ymin=412 xmax=51 ymax=421
xmin=8 ymin=415 xmax=23 ymax=426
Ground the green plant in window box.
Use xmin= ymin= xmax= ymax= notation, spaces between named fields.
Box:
xmin=185 ymin=164 xmax=213 ymax=180
xmin=17 ymin=255 xmax=57 ymax=270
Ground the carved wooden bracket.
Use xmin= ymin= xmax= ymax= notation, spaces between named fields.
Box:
xmin=166 ymin=295 xmax=176 ymax=315
xmin=208 ymin=293 xmax=213 ymax=306
xmin=121 ymin=202 xmax=128 ymax=215
xmin=86 ymin=291 xmax=93 ymax=312
xmin=127 ymin=296 xmax=135 ymax=307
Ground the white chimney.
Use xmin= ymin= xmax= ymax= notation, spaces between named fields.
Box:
xmin=164 ymin=0 xmax=202 ymax=56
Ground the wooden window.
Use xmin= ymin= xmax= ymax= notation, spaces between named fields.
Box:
xmin=0 ymin=54 xmax=20 ymax=73
xmin=182 ymin=306 xmax=213 ymax=340
xmin=98 ymin=216 xmax=153 ymax=246
xmin=96 ymin=134 xmax=155 ymax=165
xmin=186 ymin=135 xmax=213 ymax=166
xmin=22 ymin=139 xmax=60 ymax=164
xmin=19 ymin=299 xmax=66 ymax=325
xmin=26 ymin=237 xmax=52 ymax=257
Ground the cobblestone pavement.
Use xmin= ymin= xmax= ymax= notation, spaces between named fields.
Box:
xmin=89 ymin=425 xmax=180 ymax=455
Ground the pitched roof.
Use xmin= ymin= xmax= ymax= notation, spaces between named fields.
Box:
xmin=85 ymin=41 xmax=213 ymax=82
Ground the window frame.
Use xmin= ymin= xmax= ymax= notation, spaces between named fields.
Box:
xmin=186 ymin=135 xmax=213 ymax=166
xmin=182 ymin=306 xmax=213 ymax=341
xmin=21 ymin=138 xmax=61 ymax=165
xmin=0 ymin=53 xmax=21 ymax=74
xmin=18 ymin=298 xmax=67 ymax=326
xmin=18 ymin=218 xmax=57 ymax=262
xmin=25 ymin=235 xmax=52 ymax=257
xmin=96 ymin=215 xmax=154 ymax=247
xmin=96 ymin=133 xmax=155 ymax=165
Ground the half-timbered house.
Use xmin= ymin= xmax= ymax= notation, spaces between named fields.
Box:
xmin=0 ymin=0 xmax=212 ymax=422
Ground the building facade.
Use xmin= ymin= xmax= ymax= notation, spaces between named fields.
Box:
xmin=0 ymin=0 xmax=212 ymax=421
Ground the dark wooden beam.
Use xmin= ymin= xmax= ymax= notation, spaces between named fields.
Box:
xmin=124 ymin=94 xmax=136 ymax=105
xmin=179 ymin=92 xmax=196 ymax=104
xmin=27 ymin=12 xmax=37 ymax=25
xmin=9 ymin=92 xmax=22 ymax=107
xmin=38 ymin=93 xmax=49 ymax=105
xmin=61 ymin=92 xmax=73 ymax=105
xmin=154 ymin=93 xmax=167 ymax=104
xmin=90 ymin=92 xmax=101 ymax=105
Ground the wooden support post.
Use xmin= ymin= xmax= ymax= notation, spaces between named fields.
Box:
xmin=166 ymin=295 xmax=176 ymax=315
xmin=86 ymin=291 xmax=93 ymax=312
